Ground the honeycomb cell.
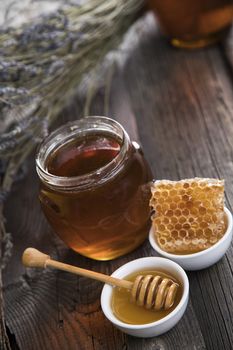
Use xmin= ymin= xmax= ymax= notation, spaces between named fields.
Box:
xmin=163 ymin=217 xmax=170 ymax=224
xmin=162 ymin=203 xmax=170 ymax=211
xmin=183 ymin=223 xmax=191 ymax=229
xmin=159 ymin=238 xmax=166 ymax=245
xmin=179 ymin=230 xmax=187 ymax=238
xmin=158 ymin=224 xmax=166 ymax=231
xmin=188 ymin=229 xmax=195 ymax=237
xmin=166 ymin=195 xmax=173 ymax=202
xmin=191 ymin=222 xmax=198 ymax=229
xmin=174 ymin=209 xmax=182 ymax=216
xmin=200 ymin=221 xmax=208 ymax=229
xmin=183 ymin=182 xmax=190 ymax=188
xmin=196 ymin=193 xmax=204 ymax=200
xmin=170 ymin=203 xmax=177 ymax=210
xmin=171 ymin=230 xmax=179 ymax=239
xmin=190 ymin=182 xmax=198 ymax=188
xmin=154 ymin=217 xmax=161 ymax=224
xmin=166 ymin=184 xmax=173 ymax=189
xmin=153 ymin=192 xmax=161 ymax=198
xmin=173 ymin=195 xmax=181 ymax=203
xmin=205 ymin=200 xmax=211 ymax=208
xmin=166 ymin=209 xmax=173 ymax=217
xmin=162 ymin=230 xmax=170 ymax=237
xmin=170 ymin=189 xmax=177 ymax=196
xmin=170 ymin=216 xmax=178 ymax=224
xmin=159 ymin=184 xmax=166 ymax=189
xmin=190 ymin=208 xmax=198 ymax=216
xmin=204 ymin=228 xmax=212 ymax=237
xmin=175 ymin=223 xmax=182 ymax=230
xmin=182 ymin=208 xmax=190 ymax=216
xmin=161 ymin=191 xmax=169 ymax=197
xmin=179 ymin=189 xmax=186 ymax=195
xmin=196 ymin=229 xmax=204 ymax=236
xmin=203 ymin=214 xmax=211 ymax=222
xmin=155 ymin=204 xmax=162 ymax=212
xmin=186 ymin=201 xmax=193 ymax=209
xmin=193 ymin=200 xmax=202 ymax=207
xmin=178 ymin=202 xmax=186 ymax=209
xmin=212 ymin=214 xmax=218 ymax=222
xmin=199 ymin=206 xmax=207 ymax=215
xmin=182 ymin=194 xmax=189 ymax=201
xmin=198 ymin=194 xmax=207 ymax=201
xmin=179 ymin=216 xmax=186 ymax=224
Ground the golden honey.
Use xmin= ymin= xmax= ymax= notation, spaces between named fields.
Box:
xmin=36 ymin=117 xmax=152 ymax=260
xmin=111 ymin=270 xmax=182 ymax=325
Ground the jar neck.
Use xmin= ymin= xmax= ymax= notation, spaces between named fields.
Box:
xmin=36 ymin=116 xmax=132 ymax=192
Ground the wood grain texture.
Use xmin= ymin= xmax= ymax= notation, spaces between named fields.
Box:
xmin=123 ymin=14 xmax=233 ymax=350
xmin=3 ymin=13 xmax=233 ymax=350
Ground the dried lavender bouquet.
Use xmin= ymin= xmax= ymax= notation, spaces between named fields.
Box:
xmin=0 ymin=1 xmax=144 ymax=348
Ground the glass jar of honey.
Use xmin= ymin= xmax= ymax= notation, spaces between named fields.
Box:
xmin=36 ymin=116 xmax=153 ymax=260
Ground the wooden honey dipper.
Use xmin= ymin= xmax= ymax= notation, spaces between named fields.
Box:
xmin=22 ymin=248 xmax=179 ymax=311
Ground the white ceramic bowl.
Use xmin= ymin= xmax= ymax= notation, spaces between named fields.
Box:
xmin=149 ymin=207 xmax=233 ymax=271
xmin=101 ymin=257 xmax=189 ymax=338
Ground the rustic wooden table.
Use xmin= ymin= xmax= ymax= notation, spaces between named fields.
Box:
xmin=3 ymin=14 xmax=233 ymax=350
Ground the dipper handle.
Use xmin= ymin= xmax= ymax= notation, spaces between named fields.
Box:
xmin=22 ymin=248 xmax=132 ymax=289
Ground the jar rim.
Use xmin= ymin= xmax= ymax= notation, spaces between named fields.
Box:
xmin=36 ymin=116 xmax=131 ymax=191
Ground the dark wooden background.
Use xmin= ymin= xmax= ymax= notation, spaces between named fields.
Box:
xmin=3 ymin=13 xmax=233 ymax=350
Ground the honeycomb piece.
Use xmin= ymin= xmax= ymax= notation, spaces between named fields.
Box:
xmin=150 ymin=178 xmax=225 ymax=254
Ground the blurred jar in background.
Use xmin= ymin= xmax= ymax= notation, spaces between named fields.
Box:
xmin=148 ymin=0 xmax=233 ymax=48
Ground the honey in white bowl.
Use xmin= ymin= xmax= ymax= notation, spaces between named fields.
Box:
xmin=111 ymin=269 xmax=182 ymax=325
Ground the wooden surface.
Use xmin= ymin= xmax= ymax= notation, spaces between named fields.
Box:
xmin=3 ymin=13 xmax=233 ymax=350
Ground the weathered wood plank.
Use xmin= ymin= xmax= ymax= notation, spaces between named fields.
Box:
xmin=123 ymin=14 xmax=233 ymax=350
xmin=88 ymin=60 xmax=207 ymax=350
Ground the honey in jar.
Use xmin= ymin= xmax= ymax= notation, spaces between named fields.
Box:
xmin=36 ymin=116 xmax=153 ymax=260
xmin=112 ymin=269 xmax=182 ymax=324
